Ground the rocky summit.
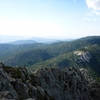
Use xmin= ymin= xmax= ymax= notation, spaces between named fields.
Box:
xmin=0 ymin=63 xmax=100 ymax=100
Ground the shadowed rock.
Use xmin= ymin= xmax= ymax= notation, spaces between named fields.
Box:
xmin=0 ymin=65 xmax=100 ymax=100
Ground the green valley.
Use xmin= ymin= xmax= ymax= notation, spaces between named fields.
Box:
xmin=0 ymin=36 xmax=100 ymax=80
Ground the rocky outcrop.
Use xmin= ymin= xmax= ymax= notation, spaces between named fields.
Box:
xmin=0 ymin=63 xmax=100 ymax=100
xmin=35 ymin=67 xmax=100 ymax=100
xmin=74 ymin=50 xmax=92 ymax=63
xmin=0 ymin=63 xmax=18 ymax=99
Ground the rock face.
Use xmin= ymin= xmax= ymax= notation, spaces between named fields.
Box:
xmin=0 ymin=63 xmax=100 ymax=100
xmin=0 ymin=63 xmax=18 ymax=99
xmin=74 ymin=50 xmax=92 ymax=63
xmin=36 ymin=67 xmax=100 ymax=100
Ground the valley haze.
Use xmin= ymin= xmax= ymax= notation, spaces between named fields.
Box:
xmin=0 ymin=35 xmax=74 ymax=44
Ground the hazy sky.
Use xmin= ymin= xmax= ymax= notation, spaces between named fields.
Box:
xmin=0 ymin=0 xmax=100 ymax=39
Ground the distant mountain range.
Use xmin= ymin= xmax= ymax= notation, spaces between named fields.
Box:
xmin=0 ymin=36 xmax=100 ymax=81
xmin=7 ymin=39 xmax=62 ymax=45
xmin=8 ymin=40 xmax=37 ymax=45
xmin=0 ymin=36 xmax=73 ymax=44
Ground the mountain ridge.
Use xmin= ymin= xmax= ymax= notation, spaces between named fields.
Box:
xmin=4 ymin=36 xmax=100 ymax=66
xmin=0 ymin=36 xmax=100 ymax=78
xmin=7 ymin=40 xmax=37 ymax=45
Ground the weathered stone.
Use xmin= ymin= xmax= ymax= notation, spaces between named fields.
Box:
xmin=14 ymin=79 xmax=29 ymax=99
xmin=35 ymin=67 xmax=100 ymax=100
xmin=28 ymin=86 xmax=37 ymax=99
xmin=74 ymin=50 xmax=92 ymax=63
xmin=0 ymin=63 xmax=3 ymax=71
xmin=0 ymin=66 xmax=100 ymax=100
xmin=0 ymin=69 xmax=18 ymax=100
xmin=25 ymin=98 xmax=35 ymax=100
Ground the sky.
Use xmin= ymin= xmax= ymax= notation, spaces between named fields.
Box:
xmin=0 ymin=0 xmax=100 ymax=39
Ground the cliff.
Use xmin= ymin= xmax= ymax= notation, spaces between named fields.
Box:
xmin=0 ymin=63 xmax=100 ymax=100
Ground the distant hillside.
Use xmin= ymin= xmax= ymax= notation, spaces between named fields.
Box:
xmin=4 ymin=49 xmax=52 ymax=67
xmin=29 ymin=37 xmax=59 ymax=43
xmin=8 ymin=40 xmax=36 ymax=45
xmin=3 ymin=36 xmax=100 ymax=71
xmin=0 ymin=43 xmax=45 ymax=61
xmin=29 ymin=44 xmax=100 ymax=76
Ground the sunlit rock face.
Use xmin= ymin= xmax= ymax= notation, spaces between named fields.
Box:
xmin=0 ymin=64 xmax=100 ymax=100
xmin=74 ymin=50 xmax=92 ymax=63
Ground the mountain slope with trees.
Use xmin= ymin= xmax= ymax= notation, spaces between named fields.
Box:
xmin=0 ymin=36 xmax=100 ymax=78
xmin=0 ymin=43 xmax=45 ymax=61
xmin=4 ymin=36 xmax=100 ymax=66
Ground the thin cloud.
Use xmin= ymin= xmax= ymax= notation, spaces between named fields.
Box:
xmin=86 ymin=0 xmax=100 ymax=10
xmin=92 ymin=10 xmax=100 ymax=15
xmin=86 ymin=13 xmax=92 ymax=16
xmin=83 ymin=18 xmax=90 ymax=20
xmin=92 ymin=18 xmax=97 ymax=21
